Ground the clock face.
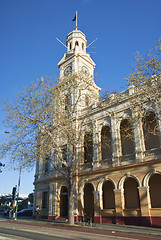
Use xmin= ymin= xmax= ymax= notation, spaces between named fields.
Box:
xmin=64 ymin=65 xmax=72 ymax=76
xmin=82 ymin=66 xmax=89 ymax=75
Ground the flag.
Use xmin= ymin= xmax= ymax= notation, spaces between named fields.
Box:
xmin=72 ymin=14 xmax=76 ymax=21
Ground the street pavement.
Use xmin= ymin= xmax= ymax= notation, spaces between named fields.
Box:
xmin=0 ymin=216 xmax=161 ymax=240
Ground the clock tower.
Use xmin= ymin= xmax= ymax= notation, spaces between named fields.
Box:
xmin=57 ymin=25 xmax=101 ymax=108
xmin=58 ymin=28 xmax=96 ymax=79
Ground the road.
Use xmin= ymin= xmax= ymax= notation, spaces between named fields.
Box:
xmin=0 ymin=218 xmax=160 ymax=240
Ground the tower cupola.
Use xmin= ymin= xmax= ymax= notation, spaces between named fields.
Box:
xmin=66 ymin=30 xmax=87 ymax=55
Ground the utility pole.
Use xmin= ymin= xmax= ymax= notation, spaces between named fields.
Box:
xmin=12 ymin=186 xmax=17 ymax=219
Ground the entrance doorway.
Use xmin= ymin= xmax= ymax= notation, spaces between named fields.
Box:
xmin=60 ymin=186 xmax=68 ymax=217
xmin=84 ymin=183 xmax=94 ymax=217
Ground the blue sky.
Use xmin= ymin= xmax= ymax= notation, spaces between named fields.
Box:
xmin=0 ymin=0 xmax=161 ymax=195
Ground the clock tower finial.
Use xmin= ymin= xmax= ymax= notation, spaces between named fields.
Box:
xmin=72 ymin=11 xmax=78 ymax=30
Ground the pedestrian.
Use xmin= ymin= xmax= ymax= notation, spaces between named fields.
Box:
xmin=35 ymin=205 xmax=40 ymax=218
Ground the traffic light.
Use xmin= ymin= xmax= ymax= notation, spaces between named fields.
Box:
xmin=12 ymin=187 xmax=16 ymax=201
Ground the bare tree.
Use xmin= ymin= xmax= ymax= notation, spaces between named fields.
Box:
xmin=126 ymin=38 xmax=161 ymax=107
xmin=123 ymin=38 xmax=161 ymax=143
xmin=0 ymin=72 xmax=100 ymax=225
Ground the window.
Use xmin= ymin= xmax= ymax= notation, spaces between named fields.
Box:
xmin=62 ymin=145 xmax=67 ymax=168
xmin=82 ymin=43 xmax=84 ymax=50
xmin=44 ymin=157 xmax=50 ymax=173
xmin=75 ymin=41 xmax=79 ymax=46
xmin=42 ymin=191 xmax=48 ymax=209
xmin=85 ymin=95 xmax=90 ymax=106
xmin=84 ymin=132 xmax=93 ymax=163
xmin=120 ymin=119 xmax=135 ymax=155
xmin=143 ymin=111 xmax=160 ymax=150
xmin=101 ymin=126 xmax=112 ymax=160
xmin=65 ymin=94 xmax=71 ymax=111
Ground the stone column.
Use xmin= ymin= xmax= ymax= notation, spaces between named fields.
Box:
xmin=114 ymin=189 xmax=124 ymax=224
xmin=138 ymin=187 xmax=151 ymax=226
xmin=53 ymin=183 xmax=57 ymax=218
xmin=111 ymin=113 xmax=120 ymax=166
xmin=48 ymin=184 xmax=53 ymax=218
xmin=132 ymin=109 xmax=145 ymax=161
xmin=74 ymin=177 xmax=79 ymax=222
xmin=97 ymin=130 xmax=102 ymax=166
xmin=48 ymin=183 xmax=57 ymax=220
xmin=33 ymin=188 xmax=37 ymax=216
xmin=93 ymin=191 xmax=101 ymax=223
xmin=93 ymin=120 xmax=99 ymax=169
xmin=155 ymin=105 xmax=161 ymax=147
xmin=77 ymin=192 xmax=83 ymax=221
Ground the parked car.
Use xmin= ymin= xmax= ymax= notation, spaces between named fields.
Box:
xmin=17 ymin=209 xmax=33 ymax=216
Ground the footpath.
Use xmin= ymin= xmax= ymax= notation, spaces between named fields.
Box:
xmin=1 ymin=217 xmax=161 ymax=239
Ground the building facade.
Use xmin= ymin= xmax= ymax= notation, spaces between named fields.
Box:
xmin=34 ymin=26 xmax=161 ymax=227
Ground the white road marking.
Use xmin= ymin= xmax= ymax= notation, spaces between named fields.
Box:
xmin=0 ymin=234 xmax=29 ymax=240
xmin=0 ymin=236 xmax=15 ymax=240
xmin=0 ymin=222 xmax=142 ymax=240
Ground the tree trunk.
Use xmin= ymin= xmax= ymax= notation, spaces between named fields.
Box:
xmin=68 ymin=179 xmax=74 ymax=225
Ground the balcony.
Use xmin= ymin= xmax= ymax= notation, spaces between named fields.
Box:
xmin=120 ymin=153 xmax=136 ymax=165
xmin=144 ymin=147 xmax=161 ymax=159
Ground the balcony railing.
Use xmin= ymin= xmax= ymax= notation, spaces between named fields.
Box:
xmin=120 ymin=153 xmax=136 ymax=164
xmin=144 ymin=147 xmax=161 ymax=158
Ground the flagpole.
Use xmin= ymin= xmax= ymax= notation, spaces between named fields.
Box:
xmin=76 ymin=11 xmax=78 ymax=30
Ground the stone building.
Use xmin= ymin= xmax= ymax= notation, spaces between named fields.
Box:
xmin=34 ymin=25 xmax=161 ymax=227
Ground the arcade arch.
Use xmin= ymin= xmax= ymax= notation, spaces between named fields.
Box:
xmin=124 ymin=177 xmax=140 ymax=209
xmin=149 ymin=173 xmax=161 ymax=208
xmin=102 ymin=180 xmax=115 ymax=209
xmin=84 ymin=182 xmax=94 ymax=216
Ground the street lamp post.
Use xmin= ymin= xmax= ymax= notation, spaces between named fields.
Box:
xmin=14 ymin=165 xmax=22 ymax=220
xmin=5 ymin=130 xmax=22 ymax=220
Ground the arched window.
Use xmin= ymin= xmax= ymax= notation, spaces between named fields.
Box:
xmin=124 ymin=177 xmax=140 ymax=209
xmin=75 ymin=41 xmax=79 ymax=46
xmin=85 ymin=95 xmax=90 ymax=106
xmin=84 ymin=132 xmax=93 ymax=163
xmin=120 ymin=119 xmax=135 ymax=155
xmin=82 ymin=43 xmax=84 ymax=50
xmin=44 ymin=157 xmax=50 ymax=173
xmin=143 ymin=111 xmax=160 ymax=150
xmin=101 ymin=126 xmax=112 ymax=160
xmin=69 ymin=42 xmax=72 ymax=50
xmin=149 ymin=173 xmax=161 ymax=208
xmin=65 ymin=94 xmax=71 ymax=111
xmin=102 ymin=181 xmax=115 ymax=209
